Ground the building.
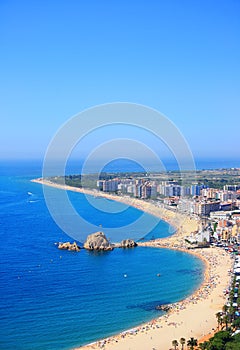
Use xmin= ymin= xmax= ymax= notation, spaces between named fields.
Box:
xmin=102 ymin=179 xmax=119 ymax=192
xmin=134 ymin=183 xmax=142 ymax=198
xmin=178 ymin=198 xmax=195 ymax=214
xmin=210 ymin=211 xmax=231 ymax=220
xmin=191 ymin=184 xmax=202 ymax=196
xmin=163 ymin=185 xmax=181 ymax=197
xmin=224 ymin=185 xmax=240 ymax=191
xmin=197 ymin=200 xmax=221 ymax=216
xmin=97 ymin=180 xmax=104 ymax=191
xmin=232 ymin=223 xmax=240 ymax=243
xmin=142 ymin=183 xmax=152 ymax=199
xmin=181 ymin=186 xmax=191 ymax=196
xmin=220 ymin=202 xmax=233 ymax=211
xmin=201 ymin=188 xmax=216 ymax=199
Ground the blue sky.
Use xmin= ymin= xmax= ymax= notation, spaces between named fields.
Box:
xmin=0 ymin=0 xmax=239 ymax=162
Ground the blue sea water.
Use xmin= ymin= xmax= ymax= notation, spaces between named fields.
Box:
xmin=0 ymin=159 xmax=208 ymax=350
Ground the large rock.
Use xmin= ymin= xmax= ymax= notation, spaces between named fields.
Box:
xmin=58 ymin=241 xmax=80 ymax=252
xmin=120 ymin=239 xmax=137 ymax=248
xmin=84 ymin=231 xmax=113 ymax=251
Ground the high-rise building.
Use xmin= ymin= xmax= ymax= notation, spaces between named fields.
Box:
xmin=102 ymin=179 xmax=119 ymax=192
xmin=191 ymin=184 xmax=202 ymax=196
xmin=197 ymin=200 xmax=221 ymax=216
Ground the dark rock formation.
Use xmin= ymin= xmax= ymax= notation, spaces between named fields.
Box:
xmin=155 ymin=305 xmax=171 ymax=312
xmin=84 ymin=231 xmax=113 ymax=251
xmin=120 ymin=239 xmax=137 ymax=248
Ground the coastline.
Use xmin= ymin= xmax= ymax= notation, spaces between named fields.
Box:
xmin=31 ymin=178 xmax=195 ymax=234
xmin=32 ymin=178 xmax=233 ymax=349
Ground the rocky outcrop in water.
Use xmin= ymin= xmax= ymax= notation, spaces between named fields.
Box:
xmin=120 ymin=239 xmax=137 ymax=248
xmin=58 ymin=241 xmax=80 ymax=252
xmin=155 ymin=304 xmax=171 ymax=312
xmin=84 ymin=231 xmax=113 ymax=251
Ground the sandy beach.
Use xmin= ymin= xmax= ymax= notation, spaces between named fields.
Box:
xmin=32 ymin=178 xmax=234 ymax=350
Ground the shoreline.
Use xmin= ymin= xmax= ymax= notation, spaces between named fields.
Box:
xmin=31 ymin=178 xmax=195 ymax=234
xmin=32 ymin=178 xmax=233 ymax=349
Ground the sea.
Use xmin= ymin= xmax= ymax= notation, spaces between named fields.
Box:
xmin=1 ymin=158 xmax=238 ymax=350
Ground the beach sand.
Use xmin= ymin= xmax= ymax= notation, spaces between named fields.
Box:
xmin=32 ymin=178 xmax=233 ymax=350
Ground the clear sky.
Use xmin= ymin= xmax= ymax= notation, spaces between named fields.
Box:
xmin=0 ymin=0 xmax=239 ymax=162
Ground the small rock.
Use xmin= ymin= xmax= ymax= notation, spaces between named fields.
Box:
xmin=120 ymin=239 xmax=137 ymax=248
xmin=58 ymin=241 xmax=80 ymax=252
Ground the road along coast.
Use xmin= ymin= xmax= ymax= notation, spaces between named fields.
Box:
xmin=32 ymin=178 xmax=233 ymax=350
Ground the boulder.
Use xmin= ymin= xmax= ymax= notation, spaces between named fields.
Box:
xmin=84 ymin=231 xmax=113 ymax=251
xmin=120 ymin=239 xmax=137 ymax=248
xmin=58 ymin=241 xmax=80 ymax=252
xmin=68 ymin=242 xmax=81 ymax=251
xmin=58 ymin=242 xmax=71 ymax=250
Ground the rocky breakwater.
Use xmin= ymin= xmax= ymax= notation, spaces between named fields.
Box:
xmin=84 ymin=231 xmax=114 ymax=251
xmin=58 ymin=241 xmax=80 ymax=252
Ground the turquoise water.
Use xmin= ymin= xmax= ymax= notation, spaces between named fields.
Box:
xmin=0 ymin=161 xmax=205 ymax=350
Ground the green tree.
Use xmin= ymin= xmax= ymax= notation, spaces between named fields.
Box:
xmin=228 ymin=306 xmax=235 ymax=324
xmin=198 ymin=342 xmax=209 ymax=350
xmin=180 ymin=337 xmax=186 ymax=350
xmin=172 ymin=339 xmax=179 ymax=350
xmin=232 ymin=318 xmax=240 ymax=330
xmin=222 ymin=304 xmax=229 ymax=314
xmin=213 ymin=330 xmax=231 ymax=343
xmin=209 ymin=331 xmax=231 ymax=349
xmin=187 ymin=337 xmax=198 ymax=350
xmin=198 ymin=330 xmax=236 ymax=350
xmin=222 ymin=315 xmax=229 ymax=330
xmin=237 ymin=296 xmax=240 ymax=306
xmin=225 ymin=343 xmax=240 ymax=350
xmin=208 ymin=339 xmax=224 ymax=350
xmin=215 ymin=312 xmax=222 ymax=330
